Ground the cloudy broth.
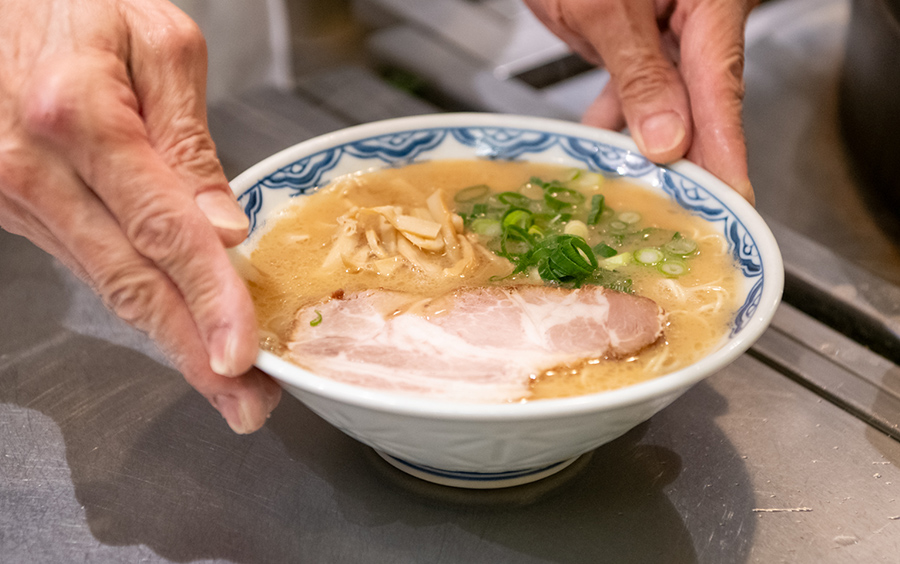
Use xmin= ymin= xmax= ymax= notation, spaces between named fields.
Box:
xmin=246 ymin=160 xmax=740 ymax=400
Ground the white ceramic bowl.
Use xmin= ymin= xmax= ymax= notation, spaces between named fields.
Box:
xmin=230 ymin=113 xmax=783 ymax=488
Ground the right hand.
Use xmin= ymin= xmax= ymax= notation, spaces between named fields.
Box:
xmin=525 ymin=0 xmax=758 ymax=204
xmin=0 ymin=0 xmax=281 ymax=433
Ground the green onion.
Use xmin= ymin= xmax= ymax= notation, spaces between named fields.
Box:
xmin=454 ymin=184 xmax=490 ymax=202
xmin=499 ymin=225 xmax=534 ymax=262
xmin=452 ymin=173 xmax=699 ymax=292
xmin=497 ymin=191 xmax=533 ymax=208
xmin=592 ymin=242 xmax=618 ymax=258
xmin=538 ymin=235 xmax=598 ymax=284
xmin=543 ymin=186 xmax=585 ymax=210
xmin=527 ymin=225 xmax=544 ymax=238
xmin=502 ymin=208 xmax=533 ymax=231
xmin=664 ymin=232 xmax=699 ymax=257
xmin=502 ymin=233 xmax=600 ymax=286
xmin=634 ymin=247 xmax=664 ymax=265
xmin=470 ymin=203 xmax=489 ymax=216
xmin=586 ymin=194 xmax=606 ymax=225
xmin=658 ymin=260 xmax=688 ymax=277
xmin=601 ymin=251 xmax=633 ymax=270
xmin=310 ymin=310 xmax=323 ymax=327
xmin=567 ymin=170 xmax=605 ymax=190
xmin=550 ymin=213 xmax=572 ymax=226
xmin=471 ymin=218 xmax=502 ymax=237
xmin=558 ymin=236 xmax=597 ymax=271
xmin=617 ymin=211 xmax=642 ymax=224
xmin=563 ymin=219 xmax=589 ymax=240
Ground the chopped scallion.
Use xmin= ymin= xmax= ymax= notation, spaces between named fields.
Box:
xmin=609 ymin=220 xmax=629 ymax=232
xmin=502 ymin=209 xmax=533 ymax=231
xmin=527 ymin=225 xmax=544 ymax=238
xmin=470 ymin=203 xmax=489 ymax=216
xmin=497 ymin=191 xmax=533 ymax=208
xmin=586 ymin=194 xmax=606 ymax=225
xmin=658 ymin=260 xmax=688 ymax=277
xmin=563 ymin=219 xmax=589 ymax=240
xmin=634 ymin=247 xmax=664 ymax=265
xmin=454 ymin=184 xmax=490 ymax=203
xmin=452 ymin=172 xmax=699 ymax=292
xmin=601 ymin=251 xmax=633 ymax=270
xmin=592 ymin=242 xmax=618 ymax=258
xmin=471 ymin=218 xmax=502 ymax=237
xmin=617 ymin=211 xmax=642 ymax=224
xmin=544 ymin=186 xmax=585 ymax=210
xmin=499 ymin=225 xmax=534 ymax=262
xmin=664 ymin=232 xmax=699 ymax=257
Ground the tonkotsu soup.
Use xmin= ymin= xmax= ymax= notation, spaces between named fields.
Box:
xmin=245 ymin=159 xmax=740 ymax=401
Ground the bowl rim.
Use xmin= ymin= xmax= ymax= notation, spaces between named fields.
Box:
xmin=233 ymin=112 xmax=784 ymax=422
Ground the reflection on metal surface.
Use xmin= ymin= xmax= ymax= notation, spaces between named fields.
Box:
xmin=752 ymin=303 xmax=900 ymax=441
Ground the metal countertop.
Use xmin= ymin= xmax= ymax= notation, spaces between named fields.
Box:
xmin=3 ymin=0 xmax=900 ymax=562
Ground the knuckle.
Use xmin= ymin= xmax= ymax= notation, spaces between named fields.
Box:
xmin=125 ymin=200 xmax=192 ymax=265
xmin=98 ymin=264 xmax=165 ymax=327
xmin=164 ymin=129 xmax=222 ymax=178
xmin=153 ymin=14 xmax=207 ymax=65
xmin=20 ymin=62 xmax=85 ymax=140
xmin=615 ymin=56 xmax=677 ymax=105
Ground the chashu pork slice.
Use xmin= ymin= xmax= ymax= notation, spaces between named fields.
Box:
xmin=286 ymin=285 xmax=666 ymax=403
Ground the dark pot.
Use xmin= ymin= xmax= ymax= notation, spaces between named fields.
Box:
xmin=839 ymin=0 xmax=900 ymax=227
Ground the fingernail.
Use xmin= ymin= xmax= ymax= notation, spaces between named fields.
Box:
xmin=209 ymin=326 xmax=240 ymax=377
xmin=212 ymin=394 xmax=244 ymax=433
xmin=196 ymin=191 xmax=250 ymax=231
xmin=639 ymin=111 xmax=686 ymax=157
xmin=213 ymin=394 xmax=252 ymax=434
xmin=238 ymin=398 xmax=262 ymax=433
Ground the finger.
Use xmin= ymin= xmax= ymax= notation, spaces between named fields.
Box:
xmin=210 ymin=368 xmax=283 ymax=434
xmin=582 ymin=80 xmax=627 ymax=131
xmin=678 ymin=2 xmax=755 ymax=203
xmin=121 ymin=1 xmax=248 ymax=245
xmin=22 ymin=53 xmax=258 ymax=379
xmin=6 ymin=150 xmax=280 ymax=432
xmin=564 ymin=0 xmax=693 ymax=163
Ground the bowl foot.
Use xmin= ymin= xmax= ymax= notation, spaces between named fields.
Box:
xmin=375 ymin=452 xmax=584 ymax=489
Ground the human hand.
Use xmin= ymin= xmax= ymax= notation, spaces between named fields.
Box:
xmin=0 ymin=0 xmax=280 ymax=432
xmin=524 ymin=0 xmax=758 ymax=204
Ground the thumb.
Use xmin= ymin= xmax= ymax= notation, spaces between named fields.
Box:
xmin=562 ymin=0 xmax=693 ymax=163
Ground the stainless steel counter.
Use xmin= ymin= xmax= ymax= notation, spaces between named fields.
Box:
xmin=4 ymin=0 xmax=900 ymax=561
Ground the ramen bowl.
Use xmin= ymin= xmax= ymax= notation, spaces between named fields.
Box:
xmin=230 ymin=113 xmax=783 ymax=489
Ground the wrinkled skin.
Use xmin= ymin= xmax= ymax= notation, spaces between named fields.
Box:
xmin=0 ymin=0 xmax=280 ymax=433
xmin=525 ymin=0 xmax=758 ymax=204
